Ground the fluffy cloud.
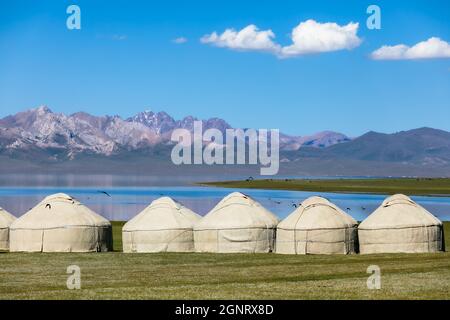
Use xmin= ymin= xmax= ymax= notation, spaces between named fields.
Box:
xmin=200 ymin=20 xmax=362 ymax=58
xmin=371 ymin=37 xmax=450 ymax=60
xmin=173 ymin=37 xmax=188 ymax=44
xmin=280 ymin=20 xmax=362 ymax=57
xmin=200 ymin=24 xmax=280 ymax=53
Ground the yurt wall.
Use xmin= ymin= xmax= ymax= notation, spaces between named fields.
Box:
xmin=194 ymin=192 xmax=279 ymax=253
xmin=122 ymin=197 xmax=201 ymax=253
xmin=359 ymin=194 xmax=444 ymax=254
xmin=9 ymin=193 xmax=112 ymax=253
xmin=276 ymin=196 xmax=358 ymax=255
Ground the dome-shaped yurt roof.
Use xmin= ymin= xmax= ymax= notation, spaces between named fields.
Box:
xmin=194 ymin=192 xmax=279 ymax=253
xmin=358 ymin=194 xmax=444 ymax=254
xmin=195 ymin=192 xmax=279 ymax=231
xmin=0 ymin=207 xmax=16 ymax=251
xmin=122 ymin=197 xmax=201 ymax=253
xmin=276 ymin=196 xmax=358 ymax=255
xmin=278 ymin=196 xmax=357 ymax=230
xmin=10 ymin=193 xmax=110 ymax=230
xmin=359 ymin=194 xmax=442 ymax=230
xmin=123 ymin=197 xmax=200 ymax=232
xmin=9 ymin=193 xmax=112 ymax=252
xmin=0 ymin=207 xmax=16 ymax=228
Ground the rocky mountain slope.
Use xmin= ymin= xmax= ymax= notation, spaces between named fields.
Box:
xmin=0 ymin=106 xmax=349 ymax=160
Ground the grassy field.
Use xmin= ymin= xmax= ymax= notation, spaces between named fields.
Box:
xmin=200 ymin=178 xmax=450 ymax=196
xmin=0 ymin=221 xmax=448 ymax=300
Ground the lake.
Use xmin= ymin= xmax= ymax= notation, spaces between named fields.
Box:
xmin=1 ymin=181 xmax=450 ymax=222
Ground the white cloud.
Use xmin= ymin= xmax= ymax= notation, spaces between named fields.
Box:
xmin=280 ymin=19 xmax=362 ymax=57
xmin=200 ymin=20 xmax=362 ymax=58
xmin=173 ymin=37 xmax=188 ymax=44
xmin=200 ymin=24 xmax=280 ymax=53
xmin=371 ymin=37 xmax=450 ymax=60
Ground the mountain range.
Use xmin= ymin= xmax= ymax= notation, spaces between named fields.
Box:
xmin=0 ymin=106 xmax=350 ymax=160
xmin=1 ymin=106 xmax=450 ymax=177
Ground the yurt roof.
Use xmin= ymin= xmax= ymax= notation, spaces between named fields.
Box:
xmin=194 ymin=192 xmax=279 ymax=230
xmin=359 ymin=194 xmax=442 ymax=230
xmin=123 ymin=196 xmax=201 ymax=231
xmin=10 ymin=193 xmax=110 ymax=230
xmin=278 ymin=196 xmax=357 ymax=230
xmin=0 ymin=207 xmax=16 ymax=228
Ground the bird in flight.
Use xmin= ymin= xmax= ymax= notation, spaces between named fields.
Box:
xmin=97 ymin=190 xmax=112 ymax=197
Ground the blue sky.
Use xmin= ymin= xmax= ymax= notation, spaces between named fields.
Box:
xmin=0 ymin=0 xmax=449 ymax=136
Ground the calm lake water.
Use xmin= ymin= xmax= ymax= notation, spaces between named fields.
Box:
xmin=1 ymin=184 xmax=449 ymax=222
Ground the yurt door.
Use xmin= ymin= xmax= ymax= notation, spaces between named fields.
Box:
xmin=295 ymin=240 xmax=307 ymax=254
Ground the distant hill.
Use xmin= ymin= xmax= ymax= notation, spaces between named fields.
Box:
xmin=279 ymin=127 xmax=450 ymax=177
xmin=283 ymin=127 xmax=450 ymax=164
xmin=1 ymin=106 xmax=450 ymax=177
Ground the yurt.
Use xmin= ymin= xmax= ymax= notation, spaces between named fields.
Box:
xmin=358 ymin=194 xmax=444 ymax=254
xmin=122 ymin=197 xmax=201 ymax=253
xmin=0 ymin=207 xmax=16 ymax=251
xmin=276 ymin=196 xmax=358 ymax=255
xmin=9 ymin=193 xmax=112 ymax=252
xmin=194 ymin=192 xmax=279 ymax=253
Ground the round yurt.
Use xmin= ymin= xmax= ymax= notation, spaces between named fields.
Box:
xmin=9 ymin=193 xmax=112 ymax=252
xmin=276 ymin=196 xmax=358 ymax=255
xmin=0 ymin=207 xmax=16 ymax=251
xmin=358 ymin=194 xmax=444 ymax=254
xmin=194 ymin=192 xmax=279 ymax=253
xmin=122 ymin=197 xmax=201 ymax=253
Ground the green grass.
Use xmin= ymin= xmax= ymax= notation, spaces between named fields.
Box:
xmin=0 ymin=222 xmax=449 ymax=300
xmin=111 ymin=221 xmax=125 ymax=252
xmin=200 ymin=178 xmax=450 ymax=196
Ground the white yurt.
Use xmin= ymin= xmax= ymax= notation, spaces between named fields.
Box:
xmin=358 ymin=194 xmax=444 ymax=254
xmin=122 ymin=197 xmax=201 ymax=253
xmin=0 ymin=207 xmax=16 ymax=251
xmin=9 ymin=193 xmax=112 ymax=252
xmin=276 ymin=196 xmax=358 ymax=255
xmin=194 ymin=192 xmax=279 ymax=253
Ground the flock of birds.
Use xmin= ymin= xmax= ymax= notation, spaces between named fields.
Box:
xmin=266 ymin=197 xmax=366 ymax=211
xmin=94 ymin=188 xmax=369 ymax=213
xmin=39 ymin=183 xmax=369 ymax=213
xmin=245 ymin=177 xmax=367 ymax=211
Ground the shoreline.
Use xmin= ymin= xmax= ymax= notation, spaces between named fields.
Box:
xmin=198 ymin=178 xmax=450 ymax=197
